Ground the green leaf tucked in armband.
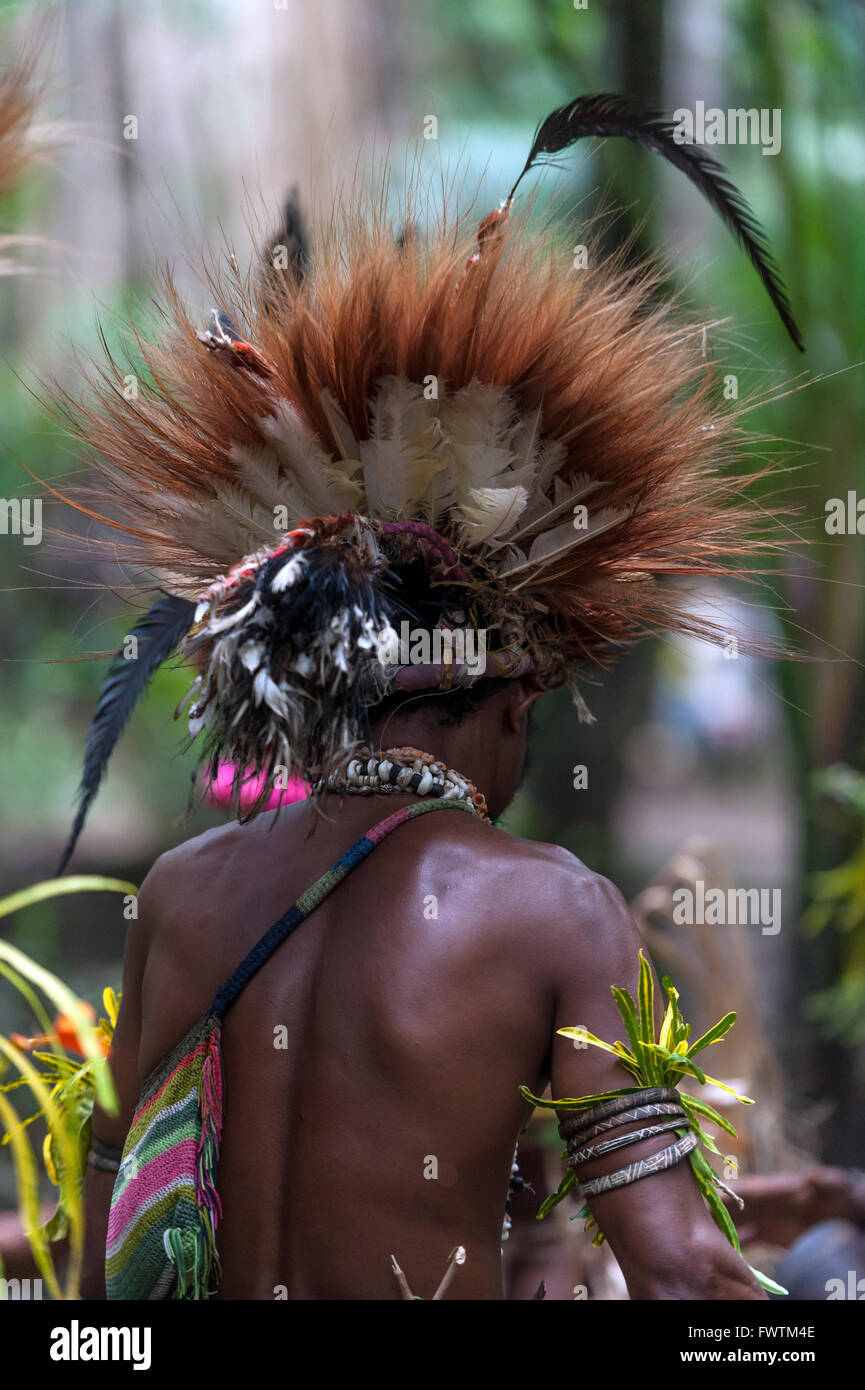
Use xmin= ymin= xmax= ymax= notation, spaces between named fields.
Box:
xmin=536 ymin=1167 xmax=578 ymax=1218
xmin=518 ymin=948 xmax=787 ymax=1296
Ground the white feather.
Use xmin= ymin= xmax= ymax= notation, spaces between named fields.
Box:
xmin=456 ymin=485 xmax=529 ymax=547
xmin=169 ymin=401 xmax=364 ymax=565
xmin=270 ymin=552 xmax=306 ymax=592
xmin=509 ymin=471 xmax=606 ymax=540
xmin=167 ymin=493 xmax=275 ymax=569
xmin=239 ymin=641 xmax=265 ymax=673
xmin=258 ymin=401 xmax=363 ymax=515
xmin=498 ymin=506 xmax=630 ymax=580
xmin=530 ymin=436 xmax=569 ymax=497
xmin=226 ymin=443 xmax=286 ymax=511
xmin=204 ymin=592 xmax=261 ymax=634
xmin=433 ymin=383 xmax=521 ymax=512
xmin=319 ymin=389 xmax=362 ymax=462
xmin=509 ymin=405 xmax=544 ymax=476
xmin=360 ymin=376 xmax=446 ymax=520
xmin=253 ymin=668 xmax=290 ymax=718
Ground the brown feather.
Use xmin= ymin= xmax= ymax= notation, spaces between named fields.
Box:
xmin=50 ymin=183 xmax=796 ymax=669
xmin=0 ymin=50 xmax=38 ymax=199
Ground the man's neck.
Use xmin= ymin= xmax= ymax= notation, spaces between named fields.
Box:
xmin=368 ymin=714 xmax=497 ymax=811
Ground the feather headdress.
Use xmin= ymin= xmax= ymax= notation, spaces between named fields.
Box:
xmin=55 ymin=93 xmax=801 ymax=867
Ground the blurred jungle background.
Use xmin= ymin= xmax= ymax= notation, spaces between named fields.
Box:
xmin=1 ymin=0 xmax=864 ymax=1299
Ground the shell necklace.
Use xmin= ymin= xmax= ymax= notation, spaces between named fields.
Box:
xmin=319 ymin=746 xmax=490 ymax=821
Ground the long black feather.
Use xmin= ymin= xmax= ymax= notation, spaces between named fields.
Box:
xmin=509 ymin=93 xmax=804 ymax=352
xmin=261 ymin=185 xmax=309 ymax=295
xmin=57 ymin=594 xmax=196 ymax=874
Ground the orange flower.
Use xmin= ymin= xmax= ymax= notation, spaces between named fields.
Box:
xmin=9 ymin=1001 xmax=107 ymax=1056
xmin=55 ymin=1003 xmax=99 ymax=1054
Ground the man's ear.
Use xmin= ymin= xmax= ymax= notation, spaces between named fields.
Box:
xmin=506 ymin=675 xmax=545 ymax=732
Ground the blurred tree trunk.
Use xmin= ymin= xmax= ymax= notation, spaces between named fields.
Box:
xmin=22 ymin=0 xmax=401 ymax=370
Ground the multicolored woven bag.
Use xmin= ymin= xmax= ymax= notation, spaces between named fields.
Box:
xmin=105 ymin=797 xmax=471 ymax=1300
xmin=105 ymin=1013 xmax=224 ymax=1299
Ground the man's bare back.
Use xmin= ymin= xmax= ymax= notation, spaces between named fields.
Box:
xmin=99 ymin=797 xmax=572 ymax=1298
xmin=86 ymin=772 xmax=765 ymax=1301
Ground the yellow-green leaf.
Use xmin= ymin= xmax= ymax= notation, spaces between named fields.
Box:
xmin=658 ymin=999 xmax=676 ymax=1052
xmin=679 ymin=1107 xmax=722 ymax=1156
xmin=556 ymin=1027 xmax=634 ymax=1061
xmin=519 ymin=1083 xmax=650 ymax=1110
xmin=0 ymin=876 xmax=137 ymax=921
xmin=687 ymin=1012 xmax=737 ymax=1058
xmin=610 ymin=986 xmax=641 ymax=1056
xmin=689 ymin=1148 xmax=742 ymax=1254
xmin=537 ymin=1168 xmax=578 ymax=1219
xmin=0 ymin=941 xmax=117 ymax=1114
xmin=637 ymin=950 xmax=657 ymax=1082
xmin=699 ymin=1073 xmax=754 ymax=1105
xmin=750 ymin=1266 xmax=788 ymax=1297
xmin=680 ymin=1094 xmax=739 ymax=1140
xmin=644 ymin=1043 xmax=708 ymax=1087
xmin=102 ymin=987 xmax=120 ymax=1027
xmin=0 ymin=1068 xmax=62 ymax=1298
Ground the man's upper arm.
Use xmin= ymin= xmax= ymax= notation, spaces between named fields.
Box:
xmin=545 ymin=862 xmax=763 ymax=1300
xmin=81 ymin=857 xmax=161 ymax=1298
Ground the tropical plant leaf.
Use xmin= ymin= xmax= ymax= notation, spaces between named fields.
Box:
xmin=102 ymin=987 xmax=120 ymax=1027
xmin=555 ymin=1027 xmax=641 ymax=1076
xmin=0 ymin=877 xmax=131 ymax=1113
xmin=696 ymin=1073 xmax=754 ymax=1105
xmin=610 ymin=985 xmax=641 ymax=1056
xmin=42 ymin=1130 xmax=58 ymax=1185
xmin=678 ymin=1105 xmax=722 ymax=1156
xmin=689 ymin=1148 xmax=742 ymax=1253
xmin=536 ymin=1167 xmax=578 ymax=1218
xmin=0 ymin=1084 xmax=61 ymax=1299
xmin=662 ymin=977 xmax=692 ymax=1052
xmin=658 ymin=998 xmax=676 ymax=1052
xmin=680 ymin=1094 xmax=739 ymax=1139
xmin=530 ymin=950 xmax=773 ymax=1288
xmin=0 ymin=1037 xmax=87 ymax=1298
xmin=637 ymin=951 xmax=655 ymax=1040
xmin=0 ymin=940 xmax=116 ymax=1114
xmin=0 ymin=875 xmax=137 ymax=921
xmin=0 ymin=961 xmax=55 ymax=1041
xmin=519 ymin=1083 xmax=649 ymax=1110
xmin=688 ymin=1012 xmax=737 ymax=1058
xmin=0 ymin=890 xmax=124 ymax=1300
xmin=642 ymin=1041 xmax=708 ymax=1086
xmin=750 ymin=1266 xmax=789 ymax=1297
xmin=556 ymin=1027 xmax=624 ymax=1057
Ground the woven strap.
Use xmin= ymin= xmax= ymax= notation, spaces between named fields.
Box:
xmin=87 ymin=1136 xmax=123 ymax=1173
xmin=567 ymin=1115 xmax=688 ymax=1168
xmin=563 ymin=1100 xmax=686 ymax=1147
xmin=575 ymin=1130 xmax=697 ymax=1198
xmin=558 ymin=1087 xmax=680 ymax=1141
xmin=557 ymin=1086 xmax=694 ymax=1198
xmin=210 ymin=797 xmax=472 ymax=1019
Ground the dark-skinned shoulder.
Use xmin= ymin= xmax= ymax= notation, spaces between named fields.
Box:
xmin=129 ymin=807 xmax=641 ymax=999
xmin=128 ymin=806 xmax=305 ymax=935
xmin=371 ymin=811 xmax=644 ymax=998
xmin=473 ymin=826 xmax=644 ymax=998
